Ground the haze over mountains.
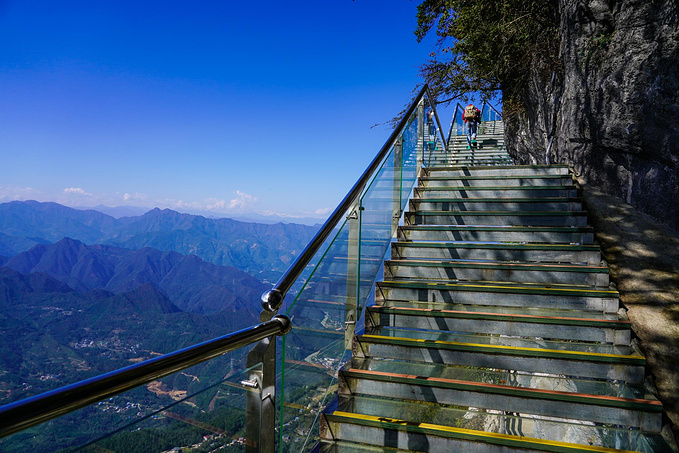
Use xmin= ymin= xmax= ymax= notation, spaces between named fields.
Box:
xmin=84 ymin=204 xmax=326 ymax=225
xmin=0 ymin=200 xmax=319 ymax=283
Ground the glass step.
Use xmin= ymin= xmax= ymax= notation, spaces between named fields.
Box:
xmin=320 ymin=439 xmax=410 ymax=452
xmin=358 ymin=328 xmax=645 ymax=383
xmin=378 ymin=279 xmax=619 ymax=297
xmin=375 ymin=300 xmax=619 ymax=320
xmin=397 ymin=224 xmax=595 ymax=245
xmin=365 ymin=326 xmax=633 ymax=354
xmin=330 ymin=395 xmax=672 ymax=453
xmin=391 ymin=242 xmax=601 ymax=260
xmin=366 ymin=305 xmax=630 ymax=346
xmin=349 ymin=357 xmax=655 ymax=401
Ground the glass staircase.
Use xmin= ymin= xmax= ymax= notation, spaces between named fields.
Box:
xmin=316 ymin=106 xmax=672 ymax=452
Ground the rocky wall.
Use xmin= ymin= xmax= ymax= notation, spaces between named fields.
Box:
xmin=505 ymin=0 xmax=679 ymax=230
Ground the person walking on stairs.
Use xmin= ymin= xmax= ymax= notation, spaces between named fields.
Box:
xmin=426 ymin=108 xmax=436 ymax=153
xmin=463 ymin=103 xmax=481 ymax=149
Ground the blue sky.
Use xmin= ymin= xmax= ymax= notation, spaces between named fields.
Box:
xmin=0 ymin=1 xmax=449 ymax=224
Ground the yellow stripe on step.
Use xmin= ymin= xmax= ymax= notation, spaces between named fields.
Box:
xmin=330 ymin=411 xmax=639 ymax=453
xmin=360 ymin=334 xmax=643 ymax=361
xmin=405 ymin=281 xmax=617 ymax=295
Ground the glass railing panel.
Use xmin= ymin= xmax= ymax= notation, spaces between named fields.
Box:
xmin=445 ymin=103 xmax=467 ymax=156
xmin=481 ymin=103 xmax=501 ymax=123
xmin=278 ymin=98 xmax=430 ymax=452
xmin=422 ymin=95 xmax=449 ymax=168
xmin=357 ymin=150 xmax=396 ymax=315
xmin=423 ymin=98 xmax=437 ymax=167
xmin=400 ymin=114 xmax=419 ymax=202
xmin=452 ymin=104 xmax=466 ymax=135
xmin=279 ymin=214 xmax=355 ymax=453
xmin=0 ymin=354 xmax=259 ymax=453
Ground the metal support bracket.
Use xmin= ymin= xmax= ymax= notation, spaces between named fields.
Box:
xmin=245 ymin=332 xmax=275 ymax=452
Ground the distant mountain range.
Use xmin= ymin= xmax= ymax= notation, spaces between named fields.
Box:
xmin=79 ymin=204 xmax=325 ymax=225
xmin=4 ymin=237 xmax=267 ymax=315
xmin=0 ymin=236 xmax=271 ymax=405
xmin=0 ymin=200 xmax=319 ymax=283
xmin=80 ymin=204 xmax=151 ymax=218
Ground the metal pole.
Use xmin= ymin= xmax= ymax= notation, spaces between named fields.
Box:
xmin=416 ymin=101 xmax=424 ymax=175
xmin=344 ymin=204 xmax=360 ymax=350
xmin=392 ymin=137 xmax=403 ymax=236
xmin=245 ymin=307 xmax=288 ymax=452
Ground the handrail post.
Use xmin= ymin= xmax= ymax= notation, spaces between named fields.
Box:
xmin=425 ymin=103 xmax=434 ymax=168
xmin=392 ymin=137 xmax=403 ymax=236
xmin=344 ymin=202 xmax=361 ymax=350
xmin=245 ymin=336 xmax=268 ymax=453
xmin=418 ymin=101 xmax=424 ymax=168
xmin=480 ymin=102 xmax=487 ymax=135
xmin=246 ymin=296 xmax=287 ymax=452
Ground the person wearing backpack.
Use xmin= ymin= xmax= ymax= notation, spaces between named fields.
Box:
xmin=463 ymin=103 xmax=481 ymax=149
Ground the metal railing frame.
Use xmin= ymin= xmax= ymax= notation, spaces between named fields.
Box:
xmin=448 ymin=102 xmax=466 ymax=144
xmin=253 ymin=83 xmax=445 ymax=452
xmin=480 ymin=102 xmax=503 ymax=135
xmin=482 ymin=102 xmax=503 ymax=119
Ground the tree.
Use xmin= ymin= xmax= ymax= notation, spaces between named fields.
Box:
xmin=415 ymin=0 xmax=560 ymax=110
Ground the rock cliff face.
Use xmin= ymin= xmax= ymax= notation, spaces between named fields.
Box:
xmin=505 ymin=0 xmax=679 ymax=230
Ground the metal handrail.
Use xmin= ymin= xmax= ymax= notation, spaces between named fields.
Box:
xmin=431 ymin=103 xmax=447 ymax=151
xmin=260 ymin=84 xmax=442 ymax=312
xmin=0 ymin=315 xmax=291 ymax=439
xmin=448 ymin=102 xmax=465 ymax=140
xmin=482 ymin=101 xmax=503 ymax=118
